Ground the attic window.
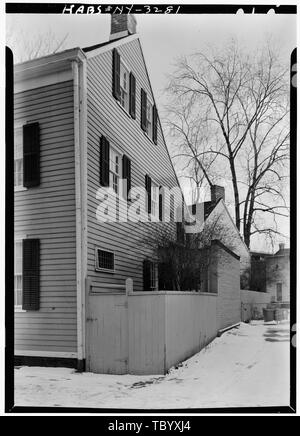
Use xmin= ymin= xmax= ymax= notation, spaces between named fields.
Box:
xmin=95 ymin=248 xmax=115 ymax=272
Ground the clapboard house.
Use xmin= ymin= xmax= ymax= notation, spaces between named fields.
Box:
xmin=14 ymin=15 xmax=241 ymax=375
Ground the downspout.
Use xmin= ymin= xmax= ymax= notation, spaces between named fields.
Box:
xmin=72 ymin=57 xmax=87 ymax=370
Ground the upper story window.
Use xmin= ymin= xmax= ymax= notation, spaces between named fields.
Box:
xmin=146 ymin=98 xmax=153 ymax=138
xmin=120 ymin=61 xmax=130 ymax=112
xmin=141 ymin=89 xmax=158 ymax=144
xmin=151 ymin=180 xmax=159 ymax=219
xmin=15 ymin=122 xmax=40 ymax=190
xmin=100 ymin=135 xmax=132 ymax=199
xmin=109 ymin=147 xmax=122 ymax=194
xmin=112 ymin=48 xmax=136 ymax=119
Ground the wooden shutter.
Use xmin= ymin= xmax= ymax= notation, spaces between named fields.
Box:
xmin=143 ymin=260 xmax=151 ymax=292
xmin=100 ymin=136 xmax=110 ymax=186
xmin=22 ymin=239 xmax=40 ymax=311
xmin=129 ymin=72 xmax=136 ymax=119
xmin=176 ymin=222 xmax=185 ymax=244
xmin=145 ymin=174 xmax=152 ymax=214
xmin=141 ymin=88 xmax=147 ymax=132
xmin=170 ymin=195 xmax=175 ymax=221
xmin=112 ymin=48 xmax=121 ymax=101
xmin=159 ymin=186 xmax=163 ymax=221
xmin=122 ymin=154 xmax=131 ymax=199
xmin=23 ymin=122 xmax=40 ymax=188
xmin=152 ymin=105 xmax=158 ymax=144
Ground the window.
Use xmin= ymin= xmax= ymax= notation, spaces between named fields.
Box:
xmin=276 ymin=283 xmax=282 ymax=302
xmin=14 ymin=240 xmax=23 ymax=307
xmin=146 ymin=98 xmax=153 ymax=137
xmin=150 ymin=262 xmax=158 ymax=291
xmin=14 ymin=128 xmax=23 ymax=189
xmin=143 ymin=259 xmax=158 ymax=291
xmin=95 ymin=248 xmax=115 ymax=272
xmin=141 ymin=88 xmax=158 ymax=143
xmin=151 ymin=181 xmax=159 ymax=219
xmin=112 ymin=49 xmax=136 ymax=118
xmin=109 ymin=148 xmax=121 ymax=194
xmin=120 ymin=61 xmax=129 ymax=112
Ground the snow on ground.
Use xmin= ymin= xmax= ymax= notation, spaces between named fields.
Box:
xmin=15 ymin=321 xmax=290 ymax=409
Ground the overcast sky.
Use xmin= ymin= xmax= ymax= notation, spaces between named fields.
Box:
xmin=6 ymin=12 xmax=296 ymax=251
xmin=6 ymin=12 xmax=296 ymax=104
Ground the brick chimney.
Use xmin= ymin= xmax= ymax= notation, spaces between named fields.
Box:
xmin=109 ymin=14 xmax=137 ymax=41
xmin=279 ymin=243 xmax=285 ymax=251
xmin=211 ymin=185 xmax=225 ymax=205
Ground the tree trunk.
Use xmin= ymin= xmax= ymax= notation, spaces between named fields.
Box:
xmin=229 ymin=156 xmax=240 ymax=231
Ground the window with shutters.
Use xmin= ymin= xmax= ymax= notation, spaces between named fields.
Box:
xmin=141 ymin=89 xmax=157 ymax=143
xmin=95 ymin=248 xmax=115 ymax=272
xmin=112 ymin=49 xmax=136 ymax=119
xmin=109 ymin=147 xmax=121 ymax=194
xmin=14 ymin=127 xmax=24 ymax=190
xmin=120 ymin=60 xmax=129 ymax=112
xmin=14 ymin=239 xmax=23 ymax=309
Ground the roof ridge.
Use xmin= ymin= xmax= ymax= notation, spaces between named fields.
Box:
xmin=82 ymin=35 xmax=130 ymax=53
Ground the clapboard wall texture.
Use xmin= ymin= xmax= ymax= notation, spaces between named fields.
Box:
xmin=86 ymin=38 xmax=180 ymax=292
xmin=214 ymin=243 xmax=241 ymax=330
xmin=14 ymin=80 xmax=77 ymax=354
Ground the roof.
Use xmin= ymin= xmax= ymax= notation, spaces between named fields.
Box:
xmin=82 ymin=36 xmax=127 ymax=53
xmin=189 ymin=198 xmax=222 ymax=221
xmin=275 ymin=248 xmax=290 ymax=256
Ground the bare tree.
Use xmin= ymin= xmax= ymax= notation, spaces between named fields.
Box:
xmin=165 ymin=40 xmax=289 ymax=248
xmin=6 ymin=25 xmax=69 ymax=63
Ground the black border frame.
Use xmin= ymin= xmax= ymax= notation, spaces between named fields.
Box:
xmin=5 ymin=3 xmax=297 ymax=416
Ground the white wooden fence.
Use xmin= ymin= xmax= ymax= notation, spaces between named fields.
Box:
xmin=240 ymin=289 xmax=271 ymax=321
xmin=85 ymin=242 xmax=241 ymax=375
xmin=86 ymin=285 xmax=219 ymax=375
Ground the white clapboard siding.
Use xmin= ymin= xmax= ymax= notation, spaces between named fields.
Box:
xmin=213 ymin=244 xmax=241 ymax=330
xmin=14 ymin=80 xmax=77 ymax=354
xmin=86 ymin=38 xmax=181 ymax=298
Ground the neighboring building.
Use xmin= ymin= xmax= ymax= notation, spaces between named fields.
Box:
xmin=266 ymin=244 xmax=290 ymax=303
xmin=250 ymin=243 xmax=290 ymax=303
xmin=185 ymin=185 xmax=251 ymax=289
xmin=13 ymin=15 xmax=242 ymax=374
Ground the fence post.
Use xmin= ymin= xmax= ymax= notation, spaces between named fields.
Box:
xmin=125 ymin=278 xmax=133 ymax=373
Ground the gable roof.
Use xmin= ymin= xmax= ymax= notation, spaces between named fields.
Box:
xmin=186 ymin=198 xmax=250 ymax=255
xmin=82 ymin=36 xmax=127 ymax=53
